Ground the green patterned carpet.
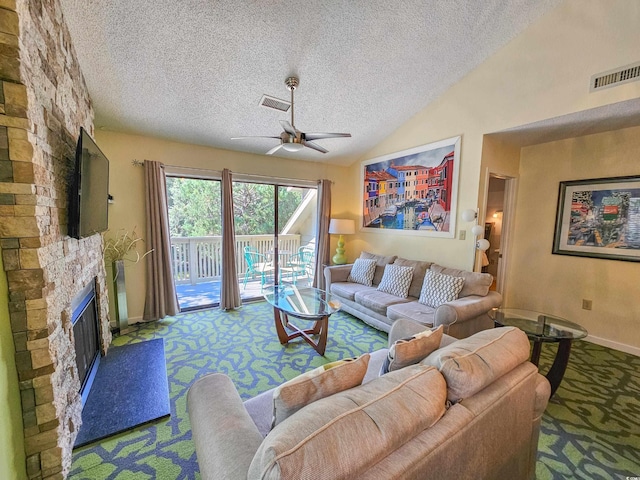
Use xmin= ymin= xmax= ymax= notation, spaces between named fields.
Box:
xmin=69 ymin=303 xmax=640 ymax=479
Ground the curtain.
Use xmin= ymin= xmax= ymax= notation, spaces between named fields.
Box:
xmin=313 ymin=179 xmax=332 ymax=290
xmin=220 ymin=168 xmax=242 ymax=310
xmin=143 ymin=160 xmax=179 ymax=321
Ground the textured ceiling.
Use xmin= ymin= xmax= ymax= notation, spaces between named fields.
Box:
xmin=58 ymin=0 xmax=562 ymax=166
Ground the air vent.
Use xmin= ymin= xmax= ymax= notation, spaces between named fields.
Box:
xmin=259 ymin=94 xmax=290 ymax=112
xmin=590 ymin=61 xmax=640 ymax=92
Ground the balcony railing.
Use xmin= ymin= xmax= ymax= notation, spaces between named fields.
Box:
xmin=171 ymin=234 xmax=302 ymax=285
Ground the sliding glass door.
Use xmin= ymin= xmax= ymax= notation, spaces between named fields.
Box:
xmin=233 ymin=181 xmax=317 ymax=301
xmin=165 ymin=172 xmax=318 ymax=309
xmin=166 ymin=176 xmax=222 ymax=310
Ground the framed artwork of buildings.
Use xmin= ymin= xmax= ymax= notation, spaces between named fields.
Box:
xmin=360 ymin=136 xmax=461 ymax=238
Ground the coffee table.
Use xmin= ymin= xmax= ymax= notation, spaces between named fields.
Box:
xmin=489 ymin=308 xmax=588 ymax=397
xmin=263 ymin=284 xmax=340 ymax=355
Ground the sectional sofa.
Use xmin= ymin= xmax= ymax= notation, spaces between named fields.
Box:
xmin=187 ymin=319 xmax=550 ymax=479
xmin=324 ymin=251 xmax=502 ymax=338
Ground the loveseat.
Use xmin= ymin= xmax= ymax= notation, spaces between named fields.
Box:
xmin=187 ymin=319 xmax=550 ymax=480
xmin=324 ymin=251 xmax=502 ymax=338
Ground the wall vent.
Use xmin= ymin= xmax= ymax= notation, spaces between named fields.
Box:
xmin=590 ymin=61 xmax=640 ymax=92
xmin=259 ymin=94 xmax=290 ymax=112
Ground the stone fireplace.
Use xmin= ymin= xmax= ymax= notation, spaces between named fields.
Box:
xmin=0 ymin=1 xmax=112 ymax=478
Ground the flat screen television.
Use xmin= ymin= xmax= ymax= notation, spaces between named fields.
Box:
xmin=69 ymin=127 xmax=110 ymax=239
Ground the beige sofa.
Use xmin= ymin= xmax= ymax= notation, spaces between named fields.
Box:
xmin=187 ymin=319 xmax=550 ymax=480
xmin=324 ymin=252 xmax=502 ymax=338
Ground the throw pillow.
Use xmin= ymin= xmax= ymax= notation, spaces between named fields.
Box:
xmin=272 ymin=353 xmax=370 ymax=428
xmin=347 ymin=258 xmax=377 ymax=286
xmin=377 ymin=264 xmax=414 ymax=298
xmin=419 ymin=270 xmax=465 ymax=308
xmin=381 ymin=325 xmax=444 ymax=374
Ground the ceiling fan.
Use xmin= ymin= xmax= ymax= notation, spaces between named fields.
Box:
xmin=232 ymin=76 xmax=351 ymax=155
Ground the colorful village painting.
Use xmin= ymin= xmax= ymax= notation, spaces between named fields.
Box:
xmin=361 ymin=137 xmax=460 ymax=237
xmin=553 ymin=177 xmax=640 ymax=261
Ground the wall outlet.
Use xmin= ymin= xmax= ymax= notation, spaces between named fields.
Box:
xmin=459 ymin=230 xmax=466 ymax=240
xmin=582 ymin=299 xmax=592 ymax=310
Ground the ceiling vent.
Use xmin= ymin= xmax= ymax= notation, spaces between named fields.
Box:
xmin=590 ymin=61 xmax=640 ymax=92
xmin=259 ymin=94 xmax=290 ymax=112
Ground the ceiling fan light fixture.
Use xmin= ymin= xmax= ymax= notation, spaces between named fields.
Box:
xmin=281 ymin=142 xmax=304 ymax=152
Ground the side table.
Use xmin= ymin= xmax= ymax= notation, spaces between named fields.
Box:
xmin=489 ymin=308 xmax=588 ymax=397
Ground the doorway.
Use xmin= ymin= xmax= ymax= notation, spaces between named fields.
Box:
xmin=483 ymin=173 xmax=516 ymax=295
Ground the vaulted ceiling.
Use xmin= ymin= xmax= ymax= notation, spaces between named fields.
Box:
xmin=59 ymin=0 xmax=562 ymax=166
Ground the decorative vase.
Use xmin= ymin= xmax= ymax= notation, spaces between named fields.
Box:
xmin=112 ymin=260 xmax=129 ymax=333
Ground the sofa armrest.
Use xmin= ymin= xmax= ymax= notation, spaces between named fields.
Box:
xmin=187 ymin=373 xmax=263 ymax=480
xmin=434 ymin=291 xmax=502 ymax=328
xmin=324 ymin=264 xmax=353 ymax=289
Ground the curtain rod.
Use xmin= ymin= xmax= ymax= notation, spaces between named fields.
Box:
xmin=131 ymin=159 xmax=331 ymax=185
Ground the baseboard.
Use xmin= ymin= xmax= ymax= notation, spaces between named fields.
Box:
xmin=585 ymin=334 xmax=640 ymax=357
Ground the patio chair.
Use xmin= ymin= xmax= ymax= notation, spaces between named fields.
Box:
xmin=281 ymin=247 xmax=314 ymax=285
xmin=243 ymin=246 xmax=275 ymax=290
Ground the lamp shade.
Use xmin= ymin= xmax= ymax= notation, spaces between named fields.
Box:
xmin=328 ymin=218 xmax=355 ymax=235
xmin=471 ymin=224 xmax=484 ymax=237
xmin=461 ymin=209 xmax=477 ymax=223
xmin=476 ymin=238 xmax=490 ymax=251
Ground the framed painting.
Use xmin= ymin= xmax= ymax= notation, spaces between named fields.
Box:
xmin=552 ymin=175 xmax=640 ymax=262
xmin=360 ymin=136 xmax=460 ymax=238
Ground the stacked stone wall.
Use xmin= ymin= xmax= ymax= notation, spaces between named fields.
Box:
xmin=0 ymin=0 xmax=111 ymax=478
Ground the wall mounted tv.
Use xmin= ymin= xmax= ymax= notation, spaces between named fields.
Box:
xmin=68 ymin=127 xmax=110 ymax=239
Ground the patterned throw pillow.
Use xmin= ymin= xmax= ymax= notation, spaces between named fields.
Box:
xmin=347 ymin=258 xmax=377 ymax=286
xmin=377 ymin=264 xmax=414 ymax=298
xmin=272 ymin=353 xmax=370 ymax=428
xmin=419 ymin=270 xmax=465 ymax=307
xmin=381 ymin=325 xmax=444 ymax=374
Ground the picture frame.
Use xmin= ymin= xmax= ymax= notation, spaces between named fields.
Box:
xmin=552 ymin=175 xmax=640 ymax=262
xmin=360 ymin=136 xmax=461 ymax=238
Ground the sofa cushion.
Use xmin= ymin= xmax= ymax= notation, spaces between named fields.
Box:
xmin=347 ymin=258 xmax=377 ymax=286
xmin=272 ymin=353 xmax=370 ymax=428
xmin=248 ymin=365 xmax=447 ymax=480
xmin=382 ymin=325 xmax=444 ymax=374
xmin=377 ymin=264 xmax=414 ymax=298
xmin=431 ymin=264 xmax=493 ymax=298
xmin=329 ymin=282 xmax=375 ymax=301
xmin=419 ymin=270 xmax=465 ymax=307
xmin=421 ymin=326 xmax=530 ymax=402
xmin=360 ymin=251 xmax=397 ymax=285
xmin=387 ymin=301 xmax=436 ymax=327
xmin=393 ymin=257 xmax=433 ymax=298
xmin=355 ymin=289 xmax=413 ymax=316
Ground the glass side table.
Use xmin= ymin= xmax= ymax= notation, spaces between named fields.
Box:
xmin=489 ymin=308 xmax=588 ymax=397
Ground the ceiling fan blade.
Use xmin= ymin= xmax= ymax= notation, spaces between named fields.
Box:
xmin=266 ymin=144 xmax=283 ymax=155
xmin=303 ymin=141 xmax=328 ymax=154
xmin=304 ymin=132 xmax=352 ymax=141
xmin=280 ymin=120 xmax=297 ymax=136
xmin=231 ymin=135 xmax=281 ymax=140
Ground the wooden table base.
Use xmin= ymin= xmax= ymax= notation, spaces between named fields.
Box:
xmin=273 ymin=307 xmax=328 ymax=355
xmin=530 ymin=338 xmax=573 ymax=398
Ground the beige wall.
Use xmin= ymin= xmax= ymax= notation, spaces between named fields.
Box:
xmin=0 ymin=250 xmax=26 ymax=479
xmin=96 ymin=130 xmax=349 ymax=321
xmin=342 ymin=0 xmax=639 ymax=273
xmin=507 ymin=125 xmax=640 ymax=352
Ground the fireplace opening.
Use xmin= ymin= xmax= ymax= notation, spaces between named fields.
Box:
xmin=71 ymin=280 xmax=102 ymax=407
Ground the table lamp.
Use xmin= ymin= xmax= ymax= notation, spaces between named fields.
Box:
xmin=328 ymin=218 xmax=355 ymax=265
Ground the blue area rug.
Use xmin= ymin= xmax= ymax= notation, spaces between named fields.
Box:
xmin=74 ymin=338 xmax=170 ymax=448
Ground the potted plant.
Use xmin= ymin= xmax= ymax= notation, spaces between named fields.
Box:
xmin=103 ymin=228 xmax=152 ymax=333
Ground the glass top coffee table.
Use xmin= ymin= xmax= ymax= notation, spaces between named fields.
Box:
xmin=489 ymin=308 xmax=588 ymax=397
xmin=263 ymin=284 xmax=340 ymax=355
